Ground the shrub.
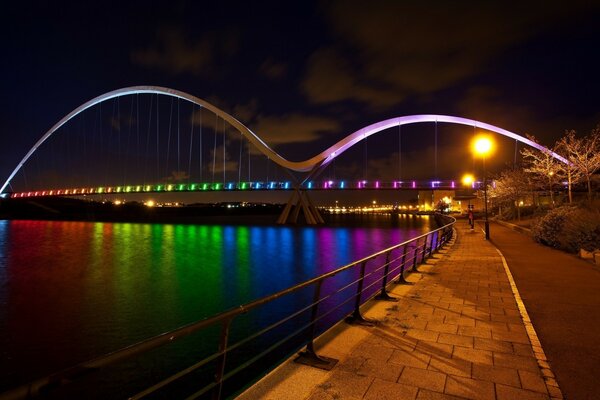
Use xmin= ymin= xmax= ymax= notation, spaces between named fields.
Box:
xmin=531 ymin=204 xmax=600 ymax=253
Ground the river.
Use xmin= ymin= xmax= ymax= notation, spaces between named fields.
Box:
xmin=0 ymin=213 xmax=436 ymax=398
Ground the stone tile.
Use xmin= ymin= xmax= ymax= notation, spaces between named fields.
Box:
xmin=490 ymin=313 xmax=522 ymax=324
xmin=444 ymin=375 xmax=495 ymax=400
xmin=437 ymin=332 xmax=474 ymax=348
xmin=494 ymin=352 xmax=540 ymax=372
xmin=474 ymin=337 xmax=513 ymax=353
xmin=307 ymin=370 xmax=373 ymax=400
xmin=389 ymin=348 xmax=431 ymax=369
xmin=350 ymin=342 xmax=394 ymax=362
xmin=416 ymin=389 xmax=466 ymax=400
xmin=444 ymin=315 xmax=476 ymax=327
xmin=399 ymin=366 xmax=447 ymax=393
xmin=416 ymin=341 xmax=454 ymax=358
xmin=426 ymin=321 xmax=459 ymax=334
xmin=512 ymin=342 xmax=535 ymax=357
xmin=475 ymin=320 xmax=509 ymax=331
xmin=492 ymin=329 xmax=531 ymax=344
xmin=337 ymin=355 xmax=366 ymax=373
xmin=472 ymin=364 xmax=520 ymax=387
xmin=428 ymin=357 xmax=471 ymax=378
xmin=406 ymin=328 xmax=440 ymax=342
xmin=496 ymin=383 xmax=551 ymax=400
xmin=363 ymin=378 xmax=418 ymax=400
xmin=458 ymin=326 xmax=492 ymax=339
xmin=357 ymin=358 xmax=403 ymax=382
xmin=452 ymin=346 xmax=494 ymax=365
xmin=518 ymin=370 xmax=548 ymax=394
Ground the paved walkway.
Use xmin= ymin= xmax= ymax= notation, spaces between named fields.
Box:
xmin=238 ymin=224 xmax=560 ymax=400
xmin=489 ymin=221 xmax=600 ymax=400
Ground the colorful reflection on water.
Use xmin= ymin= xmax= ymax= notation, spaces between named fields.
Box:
xmin=0 ymin=214 xmax=434 ymax=394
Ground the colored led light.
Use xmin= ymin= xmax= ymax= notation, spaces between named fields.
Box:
xmin=412 ymin=181 xmax=416 ymax=188
xmin=341 ymin=181 xmax=345 ymax=189
xmin=179 ymin=184 xmax=185 ymax=190
xmin=308 ymin=182 xmax=312 ymax=189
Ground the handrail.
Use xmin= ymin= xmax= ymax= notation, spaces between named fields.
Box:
xmin=0 ymin=214 xmax=456 ymax=400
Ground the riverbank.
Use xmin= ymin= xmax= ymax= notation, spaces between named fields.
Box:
xmin=0 ymin=197 xmax=284 ymax=224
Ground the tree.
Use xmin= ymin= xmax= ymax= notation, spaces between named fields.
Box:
xmin=556 ymin=127 xmax=600 ymax=203
xmin=489 ymin=167 xmax=532 ymax=220
xmin=521 ymin=135 xmax=564 ymax=208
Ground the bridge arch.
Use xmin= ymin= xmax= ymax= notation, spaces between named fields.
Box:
xmin=310 ymin=115 xmax=567 ymax=173
xmin=0 ymin=85 xmax=566 ymax=194
xmin=0 ymin=86 xmax=313 ymax=194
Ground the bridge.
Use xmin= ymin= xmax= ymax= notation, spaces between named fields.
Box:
xmin=0 ymin=86 xmax=566 ymax=223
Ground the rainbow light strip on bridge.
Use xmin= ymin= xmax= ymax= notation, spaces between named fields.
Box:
xmin=8 ymin=179 xmax=485 ymax=198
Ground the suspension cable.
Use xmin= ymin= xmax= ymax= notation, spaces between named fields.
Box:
xmin=143 ymin=94 xmax=154 ymax=185
xmin=177 ymin=98 xmax=180 ymax=173
xmin=212 ymin=114 xmax=217 ymax=183
xmin=434 ymin=119 xmax=438 ymax=179
xmin=188 ymin=104 xmax=195 ymax=182
xmin=238 ymin=131 xmax=243 ymax=183
xmin=398 ymin=124 xmax=402 ymax=181
xmin=156 ymin=94 xmax=159 ymax=183
xmin=165 ymin=97 xmax=173 ymax=180
xmin=199 ymin=107 xmax=203 ymax=182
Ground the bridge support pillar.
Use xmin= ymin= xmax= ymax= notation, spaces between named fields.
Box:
xmin=277 ymin=189 xmax=323 ymax=225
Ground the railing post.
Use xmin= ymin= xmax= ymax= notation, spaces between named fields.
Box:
xmin=395 ymin=244 xmax=409 ymax=284
xmin=345 ymin=261 xmax=374 ymax=326
xmin=420 ymin=235 xmax=428 ymax=263
xmin=428 ymin=232 xmax=435 ymax=258
xmin=295 ymin=280 xmax=338 ymax=370
xmin=212 ymin=318 xmax=232 ymax=400
xmin=412 ymin=243 xmax=420 ymax=272
xmin=375 ymin=252 xmax=398 ymax=301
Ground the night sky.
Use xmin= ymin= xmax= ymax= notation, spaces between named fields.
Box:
xmin=1 ymin=1 xmax=599 ymax=203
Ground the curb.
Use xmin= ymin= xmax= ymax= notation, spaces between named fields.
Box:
xmin=495 ymin=219 xmax=531 ymax=234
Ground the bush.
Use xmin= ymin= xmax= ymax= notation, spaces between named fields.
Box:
xmin=531 ymin=204 xmax=600 ymax=253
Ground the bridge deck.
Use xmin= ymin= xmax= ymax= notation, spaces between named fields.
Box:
xmin=237 ymin=223 xmax=561 ymax=400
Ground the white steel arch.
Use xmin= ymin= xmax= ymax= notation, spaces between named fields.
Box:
xmin=0 ymin=86 xmax=567 ymax=194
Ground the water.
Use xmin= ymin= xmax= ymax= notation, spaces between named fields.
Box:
xmin=0 ymin=214 xmax=435 ymax=397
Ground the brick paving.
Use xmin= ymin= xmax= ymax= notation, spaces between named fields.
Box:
xmin=237 ymin=224 xmax=560 ymax=400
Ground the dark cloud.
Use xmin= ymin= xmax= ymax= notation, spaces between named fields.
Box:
xmin=131 ymin=27 xmax=239 ymax=76
xmin=302 ymin=48 xmax=402 ymax=111
xmin=259 ymin=59 xmax=288 ymax=80
xmin=252 ymin=113 xmax=340 ymax=147
xmin=302 ymin=1 xmax=597 ymax=110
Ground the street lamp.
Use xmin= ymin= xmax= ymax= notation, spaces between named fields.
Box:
xmin=472 ymin=136 xmax=494 ymax=240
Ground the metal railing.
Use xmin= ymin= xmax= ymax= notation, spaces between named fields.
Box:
xmin=1 ymin=214 xmax=455 ymax=400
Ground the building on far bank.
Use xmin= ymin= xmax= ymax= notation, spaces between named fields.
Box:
xmin=417 ymin=190 xmax=483 ymax=213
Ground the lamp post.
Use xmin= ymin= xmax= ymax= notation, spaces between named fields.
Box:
xmin=473 ymin=136 xmax=494 ymax=240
